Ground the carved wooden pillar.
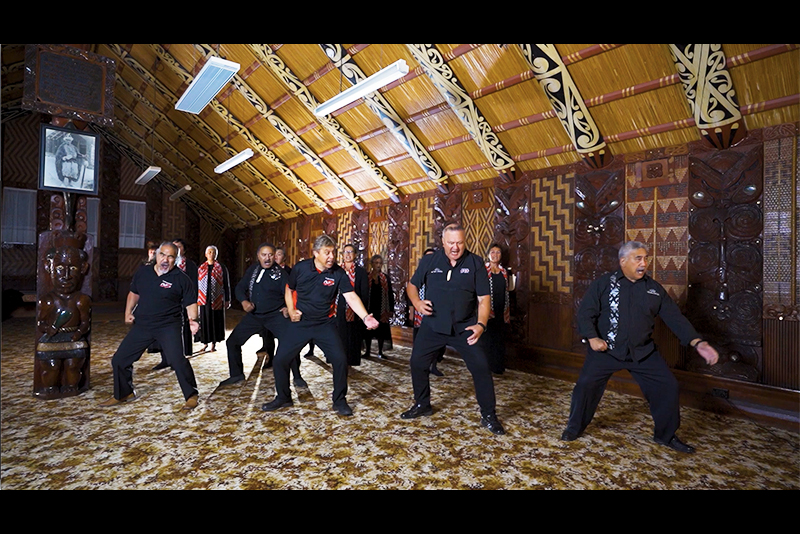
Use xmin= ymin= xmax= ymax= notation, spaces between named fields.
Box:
xmin=495 ymin=180 xmax=530 ymax=343
xmin=686 ymin=144 xmax=763 ymax=381
xmin=434 ymin=182 xmax=462 ymax=238
xmin=573 ymin=169 xmax=625 ymax=348
xmin=387 ymin=202 xmax=410 ymax=325
xmin=351 ymin=209 xmax=370 ymax=268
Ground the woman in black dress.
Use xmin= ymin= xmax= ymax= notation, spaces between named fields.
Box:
xmin=482 ymin=243 xmax=515 ymax=374
xmin=364 ymin=254 xmax=394 ymax=359
xmin=197 ymin=245 xmax=231 ymax=352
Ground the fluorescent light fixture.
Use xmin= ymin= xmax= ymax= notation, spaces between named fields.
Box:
xmin=313 ymin=59 xmax=409 ymax=117
xmin=175 ymin=56 xmax=241 ymax=114
xmin=214 ymin=148 xmax=254 ymax=174
xmin=135 ymin=165 xmax=161 ymax=185
xmin=168 ymin=184 xmax=192 ymax=201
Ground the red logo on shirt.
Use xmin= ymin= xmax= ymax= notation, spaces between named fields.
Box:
xmin=160 ymin=281 xmax=172 ymax=288
xmin=323 ymin=277 xmax=335 ymax=286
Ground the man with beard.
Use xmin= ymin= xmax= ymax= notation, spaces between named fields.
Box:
xmin=99 ymin=242 xmax=200 ymax=410
xmin=220 ymin=243 xmax=305 ymax=388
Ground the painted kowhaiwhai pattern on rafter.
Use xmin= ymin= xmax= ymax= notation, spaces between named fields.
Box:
xmin=530 ymin=175 xmax=573 ymax=293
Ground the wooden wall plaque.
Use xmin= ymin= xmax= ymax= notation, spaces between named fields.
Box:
xmin=23 ymin=44 xmax=115 ymax=127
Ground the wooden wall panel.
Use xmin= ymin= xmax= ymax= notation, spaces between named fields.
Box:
xmin=462 ymin=184 xmax=495 ymax=258
xmin=495 ymin=180 xmax=530 ymax=343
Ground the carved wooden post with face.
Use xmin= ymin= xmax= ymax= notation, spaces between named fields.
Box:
xmin=34 ymin=230 xmax=92 ymax=399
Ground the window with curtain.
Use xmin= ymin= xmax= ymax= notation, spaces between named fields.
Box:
xmin=2 ymin=187 xmax=37 ymax=245
xmin=119 ymin=200 xmax=146 ymax=249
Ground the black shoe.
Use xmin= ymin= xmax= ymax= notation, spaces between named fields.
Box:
xmin=261 ymin=397 xmax=293 ymax=412
xmin=480 ymin=413 xmax=506 ymax=435
xmin=378 ymin=353 xmax=388 ymax=360
xmin=560 ymin=430 xmax=580 ymax=442
xmin=218 ymin=375 xmax=245 ymax=387
xmin=654 ymin=435 xmax=696 ymax=454
xmin=430 ymin=366 xmax=444 ymax=377
xmin=151 ymin=361 xmax=170 ymax=371
xmin=333 ymin=401 xmax=353 ymax=416
xmin=261 ymin=358 xmax=273 ymax=370
xmin=293 ymin=377 xmax=308 ymax=389
xmin=400 ymin=403 xmax=433 ymax=419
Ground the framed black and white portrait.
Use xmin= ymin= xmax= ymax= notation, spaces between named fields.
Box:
xmin=39 ymin=124 xmax=100 ymax=195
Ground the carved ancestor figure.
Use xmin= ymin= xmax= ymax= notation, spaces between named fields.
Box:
xmin=35 ymin=231 xmax=91 ymax=398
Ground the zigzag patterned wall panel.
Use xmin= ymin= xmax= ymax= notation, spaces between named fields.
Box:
xmin=2 ymin=113 xmax=39 ymax=188
xmin=625 ymin=150 xmax=691 ymax=306
xmin=119 ymin=155 xmax=145 ymax=199
xmin=463 ymin=186 xmax=495 ymax=258
xmin=337 ymin=211 xmax=353 ymax=253
xmin=409 ymin=195 xmax=437 ymax=274
xmin=530 ymin=174 xmax=574 ymax=294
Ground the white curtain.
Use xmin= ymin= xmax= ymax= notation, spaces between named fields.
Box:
xmin=1 ymin=188 xmax=37 ymax=244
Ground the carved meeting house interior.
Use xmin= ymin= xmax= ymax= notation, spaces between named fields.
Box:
xmin=2 ymin=43 xmax=798 ymax=434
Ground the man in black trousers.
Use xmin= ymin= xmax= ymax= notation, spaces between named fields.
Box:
xmin=220 ymin=243 xmax=304 ymax=387
xmin=152 ymin=237 xmax=198 ymax=370
xmin=562 ymin=240 xmax=719 ymax=453
xmin=99 ymin=242 xmax=200 ymax=410
xmin=261 ymin=234 xmax=378 ymax=417
xmin=403 ymin=223 xmax=505 ymax=435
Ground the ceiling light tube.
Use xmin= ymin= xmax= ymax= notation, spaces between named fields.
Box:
xmin=169 ymin=184 xmax=192 ymax=201
xmin=135 ymin=165 xmax=161 ymax=185
xmin=313 ymin=59 xmax=409 ymax=117
xmin=215 ymin=148 xmax=254 ymax=174
xmin=175 ymin=56 xmax=241 ymax=114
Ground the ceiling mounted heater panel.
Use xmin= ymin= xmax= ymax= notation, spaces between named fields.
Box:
xmin=175 ymin=56 xmax=240 ymax=114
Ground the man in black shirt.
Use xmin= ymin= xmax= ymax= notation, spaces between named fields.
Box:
xmin=404 ymin=224 xmax=505 ymax=435
xmin=99 ymin=242 xmax=201 ymax=410
xmin=152 ymin=237 xmax=198 ymax=370
xmin=261 ymin=234 xmax=378 ymax=416
xmin=220 ymin=243 xmax=304 ymax=387
xmin=562 ymin=241 xmax=719 ymax=453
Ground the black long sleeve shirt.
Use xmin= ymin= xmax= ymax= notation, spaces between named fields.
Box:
xmin=577 ymin=269 xmax=700 ymax=362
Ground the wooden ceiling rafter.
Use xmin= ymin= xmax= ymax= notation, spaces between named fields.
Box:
xmin=113 ymin=113 xmax=247 ymax=227
xmin=247 ymin=43 xmax=402 ymax=204
xmin=318 ymin=44 xmax=449 ymax=194
xmin=113 ymin=73 xmax=279 ymax=224
xmin=194 ymin=45 xmax=365 ymax=212
xmin=407 ymin=44 xmax=516 ymax=181
xmin=519 ymin=44 xmax=612 ymax=169
xmin=104 ymin=45 xmax=281 ymax=225
xmin=149 ymin=44 xmax=303 ymax=220
xmin=88 ymin=121 xmax=230 ymax=232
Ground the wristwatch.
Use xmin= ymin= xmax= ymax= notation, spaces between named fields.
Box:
xmin=691 ymin=338 xmax=705 ymax=348
xmin=477 ymin=322 xmax=487 ymax=331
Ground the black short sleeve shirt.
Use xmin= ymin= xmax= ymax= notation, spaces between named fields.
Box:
xmin=410 ymin=248 xmax=489 ymax=335
xmin=288 ymin=258 xmax=354 ymax=322
xmin=130 ymin=264 xmax=195 ymax=326
xmin=247 ymin=264 xmax=288 ymax=315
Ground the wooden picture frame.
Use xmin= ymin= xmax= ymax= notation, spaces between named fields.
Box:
xmin=39 ymin=123 xmax=100 ymax=196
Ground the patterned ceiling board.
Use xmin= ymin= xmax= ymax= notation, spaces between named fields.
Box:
xmin=407 ymin=44 xmax=516 ymax=178
xmin=318 ymin=44 xmax=449 ymax=194
xmin=519 ymin=44 xmax=611 ymax=170
xmin=246 ymin=44 xmax=401 ymax=204
xmin=669 ymin=44 xmax=747 ymax=149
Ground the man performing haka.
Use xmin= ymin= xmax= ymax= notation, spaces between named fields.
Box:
xmin=402 ymin=223 xmax=506 ymax=435
xmin=261 ymin=234 xmax=378 ymax=417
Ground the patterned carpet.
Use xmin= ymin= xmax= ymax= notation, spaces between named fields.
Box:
xmin=2 ymin=308 xmax=798 ymax=490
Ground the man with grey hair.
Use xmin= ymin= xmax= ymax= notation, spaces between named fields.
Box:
xmin=262 ymin=234 xmax=379 ymax=416
xmin=99 ymin=242 xmax=201 ymax=410
xmin=403 ymin=223 xmax=505 ymax=435
xmin=562 ymin=241 xmax=719 ymax=453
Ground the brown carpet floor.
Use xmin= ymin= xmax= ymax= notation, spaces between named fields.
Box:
xmin=2 ymin=307 xmax=798 ymax=490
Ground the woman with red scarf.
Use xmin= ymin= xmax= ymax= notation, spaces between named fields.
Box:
xmin=197 ymin=245 xmax=231 ymax=352
xmin=482 ymin=243 xmax=515 ymax=374
xmin=364 ymin=254 xmax=394 ymax=359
